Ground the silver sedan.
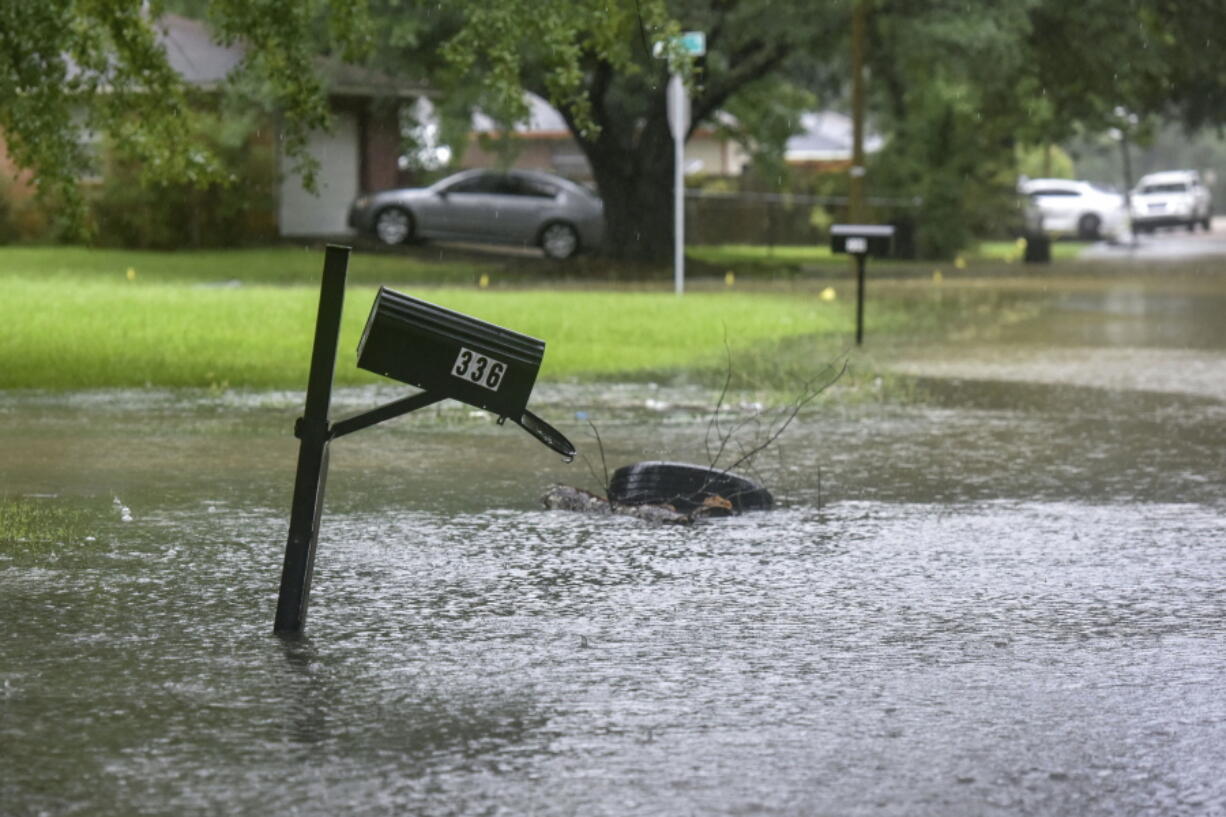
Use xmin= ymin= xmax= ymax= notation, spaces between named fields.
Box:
xmin=348 ymin=169 xmax=604 ymax=259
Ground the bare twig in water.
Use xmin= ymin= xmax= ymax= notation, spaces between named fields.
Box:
xmin=723 ymin=355 xmax=849 ymax=475
xmin=579 ymin=419 xmax=612 ymax=496
xmin=703 ymin=334 xmax=735 ymax=468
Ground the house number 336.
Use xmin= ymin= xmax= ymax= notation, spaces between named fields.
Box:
xmin=452 ymin=347 xmax=506 ymax=392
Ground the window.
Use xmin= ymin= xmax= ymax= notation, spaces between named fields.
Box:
xmin=444 ymin=174 xmax=502 ymax=194
xmin=508 ymin=177 xmax=558 ymax=198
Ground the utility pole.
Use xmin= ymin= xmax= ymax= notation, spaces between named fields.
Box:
xmin=849 ymin=0 xmax=868 ymax=224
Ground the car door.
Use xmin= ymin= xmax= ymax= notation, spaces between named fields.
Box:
xmin=421 ymin=172 xmax=503 ymax=239
xmin=494 ymin=175 xmax=561 ymax=242
xmin=1029 ymin=186 xmax=1080 ymax=232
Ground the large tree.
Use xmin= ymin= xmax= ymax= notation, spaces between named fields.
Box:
xmin=861 ymin=0 xmax=1226 ymax=256
xmin=373 ymin=0 xmax=850 ymax=263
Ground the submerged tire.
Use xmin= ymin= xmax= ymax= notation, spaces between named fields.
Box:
xmin=607 ymin=461 xmax=773 ymax=515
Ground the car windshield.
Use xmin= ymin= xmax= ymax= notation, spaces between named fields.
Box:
xmin=1140 ymin=183 xmax=1188 ymax=194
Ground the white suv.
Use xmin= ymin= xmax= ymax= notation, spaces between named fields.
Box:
xmin=1130 ymin=170 xmax=1213 ymax=233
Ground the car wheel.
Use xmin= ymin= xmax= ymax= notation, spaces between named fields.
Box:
xmin=1077 ymin=213 xmax=1102 ymax=240
xmin=1186 ymin=220 xmax=1197 ymax=233
xmin=607 ymin=461 xmax=774 ymax=515
xmin=540 ymin=222 xmax=580 ymax=259
xmin=374 ymin=207 xmax=414 ymax=245
xmin=1204 ymin=215 xmax=1213 ymax=232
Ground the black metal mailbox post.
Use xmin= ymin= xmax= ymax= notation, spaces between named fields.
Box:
xmin=830 ymin=223 xmax=895 ymax=345
xmin=274 ymin=246 xmax=575 ymax=636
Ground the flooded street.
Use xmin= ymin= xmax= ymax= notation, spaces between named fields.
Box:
xmin=3 ymin=270 xmax=1225 ymax=816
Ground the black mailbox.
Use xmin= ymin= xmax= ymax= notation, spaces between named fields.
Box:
xmin=358 ymin=286 xmax=542 ymax=421
xmin=830 ymin=224 xmax=895 ymax=257
xmin=277 ymin=247 xmax=576 ymax=637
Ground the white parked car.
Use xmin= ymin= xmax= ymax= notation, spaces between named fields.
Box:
xmin=1130 ymin=170 xmax=1213 ymax=233
xmin=1019 ymin=178 xmax=1129 ymax=241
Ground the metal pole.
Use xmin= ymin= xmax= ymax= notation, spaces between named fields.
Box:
xmin=855 ymin=253 xmax=866 ymax=345
xmin=274 ymin=245 xmax=350 ymax=635
xmin=673 ymin=76 xmax=686 ymax=296
xmin=849 ymin=0 xmax=868 ymax=224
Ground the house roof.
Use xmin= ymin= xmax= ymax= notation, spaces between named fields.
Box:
xmin=157 ymin=14 xmax=243 ymax=88
xmin=155 ymin=14 xmax=429 ymax=98
xmin=471 ymin=93 xmax=571 ymax=136
xmin=469 ymin=93 xmax=883 ymax=163
xmin=785 ymin=111 xmax=884 ymax=162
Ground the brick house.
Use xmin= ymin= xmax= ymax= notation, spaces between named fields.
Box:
xmin=0 ymin=14 xmax=426 ymax=240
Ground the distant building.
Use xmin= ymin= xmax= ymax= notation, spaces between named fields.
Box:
xmin=0 ymin=14 xmax=426 ymax=240
xmin=784 ymin=111 xmax=884 ymax=171
xmin=457 ymin=94 xmax=882 ymax=180
xmin=158 ymin=14 xmax=426 ymax=237
xmin=461 ymin=93 xmax=751 ymax=179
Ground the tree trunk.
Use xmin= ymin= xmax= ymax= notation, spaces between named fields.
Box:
xmin=579 ymin=117 xmax=677 ymax=265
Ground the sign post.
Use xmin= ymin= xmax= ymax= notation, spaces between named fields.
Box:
xmin=662 ymin=31 xmax=704 ymax=297
xmin=830 ymin=224 xmax=895 ymax=345
xmin=667 ymin=73 xmax=689 ymax=296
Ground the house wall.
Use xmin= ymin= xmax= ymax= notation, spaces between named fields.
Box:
xmin=460 ymin=130 xmax=746 ymax=180
xmin=279 ymin=110 xmax=360 ymax=237
xmin=278 ymin=97 xmax=406 ymax=235
xmin=463 ymin=135 xmax=584 ymax=177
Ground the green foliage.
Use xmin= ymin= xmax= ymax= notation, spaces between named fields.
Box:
xmin=369 ymin=1 xmax=851 ymax=263
xmin=0 ymin=0 xmax=369 ymax=233
xmin=1016 ymin=144 xmax=1076 ymax=180
xmin=720 ymin=77 xmax=818 ymax=180
xmin=88 ymin=99 xmax=278 ymax=248
xmin=0 ymin=496 xmax=90 ymax=549
xmin=0 ymin=0 xmax=191 ymax=234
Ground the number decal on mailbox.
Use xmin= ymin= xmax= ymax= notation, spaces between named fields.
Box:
xmin=452 ymin=347 xmax=507 ymax=392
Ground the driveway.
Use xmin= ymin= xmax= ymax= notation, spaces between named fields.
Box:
xmin=1081 ymin=216 xmax=1226 ymax=261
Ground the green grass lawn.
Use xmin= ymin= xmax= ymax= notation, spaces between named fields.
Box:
xmin=2 ymin=246 xmax=901 ymax=389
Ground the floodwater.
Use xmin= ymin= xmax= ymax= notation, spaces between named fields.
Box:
xmin=3 ymin=272 xmax=1225 ymax=816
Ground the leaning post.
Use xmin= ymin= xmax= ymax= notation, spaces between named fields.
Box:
xmin=274 ymin=244 xmax=350 ymax=636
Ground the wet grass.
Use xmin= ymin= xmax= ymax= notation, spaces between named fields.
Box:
xmin=688 ymin=239 xmax=1087 ymax=273
xmin=0 ymin=244 xmax=1082 ymax=390
xmin=0 ymin=245 xmax=491 ymax=286
xmin=0 ymin=270 xmax=911 ymax=388
xmin=0 ymin=496 xmax=92 ymax=554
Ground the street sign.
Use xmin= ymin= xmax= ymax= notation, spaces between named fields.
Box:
xmin=678 ymin=31 xmax=706 ymax=56
xmin=653 ymin=31 xmax=706 ymax=60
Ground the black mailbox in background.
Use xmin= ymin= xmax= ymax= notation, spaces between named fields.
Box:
xmin=358 ymin=287 xmax=542 ymax=421
xmin=830 ymin=224 xmax=896 ymax=345
xmin=830 ymin=223 xmax=895 ymax=257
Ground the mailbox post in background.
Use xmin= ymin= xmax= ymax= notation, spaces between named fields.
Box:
xmin=830 ymin=224 xmax=895 ymax=345
xmin=275 ymin=245 xmax=575 ymax=637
